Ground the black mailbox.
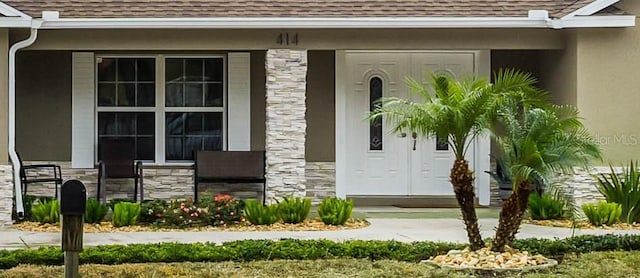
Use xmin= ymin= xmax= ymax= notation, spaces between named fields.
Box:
xmin=60 ymin=180 xmax=87 ymax=215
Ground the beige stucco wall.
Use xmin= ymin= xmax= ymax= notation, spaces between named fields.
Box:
xmin=306 ymin=50 xmax=335 ymax=162
xmin=15 ymin=49 xmax=335 ymax=162
xmin=572 ymin=1 xmax=640 ymax=164
xmin=250 ymin=50 xmax=267 ymax=152
xmin=0 ymin=29 xmax=8 ymax=163
xmin=15 ymin=51 xmax=72 ymax=161
xmin=539 ymin=32 xmax=578 ymax=106
xmin=12 ymin=28 xmax=565 ymax=51
xmin=491 ymin=45 xmax=578 ymax=107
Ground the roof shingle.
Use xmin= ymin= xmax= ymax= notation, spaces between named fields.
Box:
xmin=2 ymin=0 xmax=598 ymax=19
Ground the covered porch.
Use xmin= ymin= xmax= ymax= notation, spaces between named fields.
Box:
xmin=9 ymin=27 xmax=574 ymax=207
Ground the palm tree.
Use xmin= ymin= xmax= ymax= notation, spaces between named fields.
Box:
xmin=370 ymin=70 xmax=543 ymax=251
xmin=490 ymin=103 xmax=601 ymax=252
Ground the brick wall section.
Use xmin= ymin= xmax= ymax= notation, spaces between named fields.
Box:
xmin=264 ymin=49 xmax=308 ymax=202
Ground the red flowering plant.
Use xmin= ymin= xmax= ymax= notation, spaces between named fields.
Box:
xmin=209 ymin=194 xmax=245 ymax=226
xmin=160 ymin=198 xmax=209 ymax=228
xmin=139 ymin=199 xmax=167 ymax=225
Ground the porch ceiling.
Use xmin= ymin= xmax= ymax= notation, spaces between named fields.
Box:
xmin=3 ymin=0 xmax=597 ymax=19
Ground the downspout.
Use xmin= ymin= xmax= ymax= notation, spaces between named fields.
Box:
xmin=9 ymin=20 xmax=41 ymax=216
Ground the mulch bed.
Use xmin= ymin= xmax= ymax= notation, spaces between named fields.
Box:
xmin=523 ymin=219 xmax=640 ymax=230
xmin=13 ymin=218 xmax=369 ymax=233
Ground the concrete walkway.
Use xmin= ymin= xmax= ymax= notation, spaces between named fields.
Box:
xmin=2 ymin=218 xmax=640 ymax=250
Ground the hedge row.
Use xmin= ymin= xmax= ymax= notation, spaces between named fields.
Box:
xmin=2 ymin=234 xmax=640 ymax=269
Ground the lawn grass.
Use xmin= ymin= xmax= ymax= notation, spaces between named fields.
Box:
xmin=2 ymin=251 xmax=638 ymax=278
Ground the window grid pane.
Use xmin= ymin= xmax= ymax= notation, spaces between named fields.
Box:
xmin=98 ymin=112 xmax=155 ymax=161
xmin=165 ymin=112 xmax=223 ymax=161
xmin=97 ymin=58 xmax=156 ymax=107
xmin=165 ymin=58 xmax=223 ymax=108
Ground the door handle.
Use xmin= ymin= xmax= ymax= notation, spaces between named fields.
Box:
xmin=398 ymin=132 xmax=407 ymax=138
xmin=412 ymin=132 xmax=417 ymax=151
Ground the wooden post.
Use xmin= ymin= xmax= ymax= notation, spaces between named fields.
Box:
xmin=60 ymin=180 xmax=87 ymax=278
xmin=62 ymin=215 xmax=83 ymax=278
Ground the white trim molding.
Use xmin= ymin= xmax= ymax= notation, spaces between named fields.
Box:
xmin=0 ymin=2 xmax=31 ymax=19
xmin=227 ymin=52 xmax=251 ymax=151
xmin=562 ymin=0 xmax=621 ymax=19
xmin=32 ymin=15 xmax=635 ymax=30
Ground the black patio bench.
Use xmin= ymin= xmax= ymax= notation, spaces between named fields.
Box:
xmin=193 ymin=151 xmax=266 ymax=204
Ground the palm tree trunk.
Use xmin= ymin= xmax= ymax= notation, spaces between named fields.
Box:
xmin=492 ymin=181 xmax=532 ymax=252
xmin=450 ymin=159 xmax=485 ymax=251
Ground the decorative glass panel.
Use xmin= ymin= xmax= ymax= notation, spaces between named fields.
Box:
xmin=370 ymin=77 xmax=383 ymax=151
xmin=97 ymin=112 xmax=155 ymax=160
xmin=165 ymin=112 xmax=223 ymax=161
xmin=436 ymin=135 xmax=449 ymax=151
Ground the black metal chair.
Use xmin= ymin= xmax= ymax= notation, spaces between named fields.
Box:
xmin=17 ymin=152 xmax=63 ymax=198
xmin=97 ymin=138 xmax=143 ymax=203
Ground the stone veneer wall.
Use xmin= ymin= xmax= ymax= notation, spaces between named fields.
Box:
xmin=264 ymin=49 xmax=308 ymax=202
xmin=553 ymin=167 xmax=613 ymax=207
xmin=23 ymin=162 xmax=266 ymax=201
xmin=305 ymin=162 xmax=336 ymax=204
xmin=488 ymin=160 xmax=502 ymax=207
xmin=0 ymin=165 xmax=13 ymax=227
xmin=486 ymin=165 xmax=615 ymax=208
xmin=17 ymin=162 xmax=611 ymax=209
xmin=22 ymin=161 xmax=336 ymax=204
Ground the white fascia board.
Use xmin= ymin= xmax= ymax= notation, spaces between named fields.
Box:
xmin=38 ymin=17 xmax=555 ymax=29
xmin=0 ymin=2 xmax=31 ymax=19
xmin=0 ymin=17 xmax=31 ymax=27
xmin=553 ymin=15 xmax=635 ymax=29
xmin=562 ymin=0 xmax=620 ymax=19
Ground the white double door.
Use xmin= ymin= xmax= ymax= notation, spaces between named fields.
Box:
xmin=345 ymin=51 xmax=476 ymax=196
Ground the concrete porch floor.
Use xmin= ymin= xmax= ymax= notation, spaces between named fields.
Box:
xmin=353 ymin=206 xmax=501 ymax=219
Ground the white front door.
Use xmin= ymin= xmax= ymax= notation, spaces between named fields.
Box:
xmin=344 ymin=51 xmax=475 ymax=196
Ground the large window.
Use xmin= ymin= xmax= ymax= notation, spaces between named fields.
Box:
xmin=96 ymin=55 xmax=226 ymax=163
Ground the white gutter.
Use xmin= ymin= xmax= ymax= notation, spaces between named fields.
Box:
xmin=33 ymin=15 xmax=633 ymax=29
xmin=9 ymin=20 xmax=41 ymax=216
xmin=554 ymin=15 xmax=635 ymax=29
xmin=38 ymin=17 xmax=555 ymax=29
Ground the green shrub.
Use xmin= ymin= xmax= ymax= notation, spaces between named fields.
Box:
xmin=277 ymin=196 xmax=311 ymax=224
xmin=596 ymin=161 xmax=640 ymax=223
xmin=84 ymin=198 xmax=108 ymax=224
xmin=159 ymin=199 xmax=208 ymax=228
xmin=139 ymin=199 xmax=167 ymax=224
xmin=112 ymin=202 xmax=141 ymax=227
xmin=528 ymin=191 xmax=567 ymax=220
xmin=108 ymin=198 xmax=133 ymax=211
xmin=4 ymin=235 xmax=640 ymax=269
xmin=582 ymin=201 xmax=622 ymax=226
xmin=318 ymin=197 xmax=353 ymax=225
xmin=243 ymin=200 xmax=279 ymax=225
xmin=31 ymin=199 xmax=60 ymax=224
xmin=209 ymin=194 xmax=244 ymax=226
xmin=12 ymin=195 xmax=37 ymax=221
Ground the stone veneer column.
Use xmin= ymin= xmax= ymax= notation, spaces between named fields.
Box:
xmin=265 ymin=49 xmax=308 ymax=202
xmin=0 ymin=165 xmax=13 ymax=227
